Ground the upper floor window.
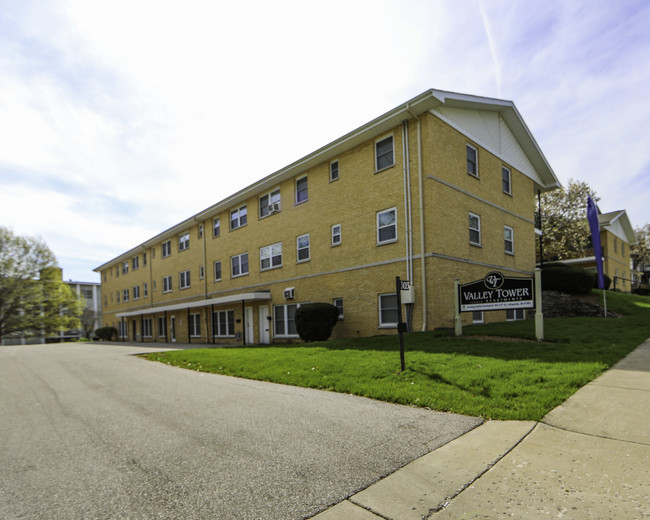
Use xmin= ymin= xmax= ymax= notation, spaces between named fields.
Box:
xmin=143 ymin=283 xmax=148 ymax=298
xmin=297 ymin=234 xmax=310 ymax=262
xmin=467 ymin=144 xmax=478 ymax=177
xmin=198 ymin=225 xmax=203 ymax=239
xmin=469 ymin=213 xmax=481 ymax=246
xmin=133 ymin=285 xmax=140 ymax=300
xmin=230 ymin=205 xmax=247 ymax=230
xmin=123 ymin=288 xmax=129 ymax=302
xmin=504 ymin=225 xmax=514 ymax=254
xmin=614 ymin=238 xmax=618 ymax=253
xmin=231 ymin=252 xmax=249 ymax=277
xmin=377 ymin=208 xmax=397 ymax=245
xmin=330 ymin=160 xmax=339 ymax=181
xmin=162 ymin=275 xmax=172 ymax=293
xmin=122 ymin=261 xmax=128 ymax=274
xmin=502 ymin=167 xmax=512 ymax=194
xmin=260 ymin=243 xmax=282 ymax=271
xmin=331 ymin=224 xmax=341 ymax=246
xmin=162 ymin=240 xmax=172 ymax=258
xmin=178 ymin=232 xmax=190 ymax=252
xmin=143 ymin=252 xmax=147 ymax=266
xmin=375 ymin=135 xmax=394 ymax=171
xmin=213 ymin=217 xmax=221 ymax=237
xmin=179 ymin=270 xmax=191 ymax=289
xmin=260 ymin=189 xmax=281 ymax=218
xmin=214 ymin=260 xmax=222 ymax=281
xmin=132 ymin=256 xmax=139 ymax=270
xmin=296 ymin=177 xmax=308 ymax=204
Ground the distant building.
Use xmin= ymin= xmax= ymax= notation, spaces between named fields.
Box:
xmin=61 ymin=280 xmax=103 ymax=340
xmin=95 ymin=89 xmax=560 ymax=344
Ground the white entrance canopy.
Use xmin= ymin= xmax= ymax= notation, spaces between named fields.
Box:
xmin=116 ymin=291 xmax=271 ymax=318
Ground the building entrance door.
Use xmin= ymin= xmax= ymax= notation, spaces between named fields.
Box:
xmin=170 ymin=316 xmax=176 ymax=342
xmin=258 ymin=305 xmax=270 ymax=344
xmin=245 ymin=308 xmax=254 ymax=344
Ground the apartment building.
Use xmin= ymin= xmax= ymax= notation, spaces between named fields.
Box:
xmin=95 ymin=89 xmax=560 ymax=344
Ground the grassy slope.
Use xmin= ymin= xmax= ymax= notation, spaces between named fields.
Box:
xmin=143 ymin=291 xmax=650 ymax=421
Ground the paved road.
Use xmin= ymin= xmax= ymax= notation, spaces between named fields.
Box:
xmin=0 ymin=343 xmax=482 ymax=520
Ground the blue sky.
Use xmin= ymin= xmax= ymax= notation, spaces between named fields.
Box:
xmin=1 ymin=0 xmax=649 ymax=282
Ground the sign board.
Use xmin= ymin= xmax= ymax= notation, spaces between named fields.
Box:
xmin=459 ymin=271 xmax=534 ymax=312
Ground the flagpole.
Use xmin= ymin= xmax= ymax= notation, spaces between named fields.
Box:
xmin=603 ymin=289 xmax=607 ymax=318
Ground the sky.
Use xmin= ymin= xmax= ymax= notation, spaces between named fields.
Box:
xmin=1 ymin=0 xmax=649 ymax=282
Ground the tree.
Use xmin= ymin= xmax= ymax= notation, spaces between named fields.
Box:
xmin=80 ymin=308 xmax=99 ymax=339
xmin=0 ymin=227 xmax=82 ymax=341
xmin=539 ymin=179 xmax=599 ymax=263
xmin=631 ymin=224 xmax=650 ymax=270
xmin=295 ymin=303 xmax=340 ymax=342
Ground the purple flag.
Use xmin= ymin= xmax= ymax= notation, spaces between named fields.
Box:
xmin=587 ymin=196 xmax=605 ymax=289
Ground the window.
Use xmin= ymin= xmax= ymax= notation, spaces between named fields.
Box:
xmin=143 ymin=283 xmax=148 ymax=298
xmin=504 ymin=226 xmax=514 ymax=254
xmin=118 ymin=321 xmax=127 ymax=339
xmin=502 ymin=167 xmax=512 ymax=194
xmin=296 ymin=177 xmax=308 ymax=204
xmin=214 ymin=261 xmax=222 ymax=281
xmin=379 ymin=293 xmax=398 ymax=327
xmin=259 ymin=189 xmax=281 ymax=217
xmin=178 ymin=232 xmax=190 ymax=252
xmin=163 ymin=275 xmax=172 ymax=293
xmin=212 ymin=310 xmax=235 ymax=337
xmin=162 ymin=240 xmax=172 ymax=258
xmin=123 ymin=289 xmax=129 ymax=302
xmin=231 ymin=253 xmax=249 ymax=277
xmin=213 ymin=217 xmax=221 ymax=237
xmin=469 ymin=213 xmax=481 ymax=246
xmin=230 ymin=205 xmax=247 ymax=230
xmin=472 ymin=311 xmax=484 ymax=323
xmin=158 ymin=317 xmax=166 ymax=337
xmin=467 ymin=144 xmax=478 ymax=177
xmin=116 ymin=291 xmax=120 ymax=303
xmin=189 ymin=313 xmax=201 ymax=337
xmin=260 ymin=243 xmax=282 ymax=271
xmin=132 ymin=256 xmax=139 ymax=270
xmin=152 ymin=247 xmax=155 ymax=259
xmin=377 ymin=208 xmax=397 ymax=244
xmin=614 ymin=238 xmax=618 ymax=253
xmin=198 ymin=225 xmax=203 ymax=239
xmin=153 ymin=280 xmax=157 ymax=292
xmin=330 ymin=160 xmax=339 ymax=181
xmin=142 ymin=318 xmax=152 ymax=338
xmin=333 ymin=298 xmax=344 ymax=320
xmin=274 ymin=304 xmax=298 ymax=337
xmin=297 ymin=234 xmax=310 ymax=262
xmin=622 ymin=243 xmax=626 ymax=257
xmin=331 ymin=224 xmax=341 ymax=246
xmin=375 ymin=135 xmax=394 ymax=171
xmin=122 ymin=261 xmax=128 ymax=274
xmin=133 ymin=286 xmax=140 ymax=300
xmin=199 ymin=265 xmax=205 ymax=280
xmin=143 ymin=252 xmax=147 ymax=266
xmin=180 ymin=270 xmax=191 ymax=289
xmin=506 ymin=309 xmax=526 ymax=321
xmin=115 ymin=265 xmax=119 ymax=277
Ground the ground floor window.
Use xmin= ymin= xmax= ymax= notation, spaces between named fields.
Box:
xmin=118 ymin=320 xmax=127 ymax=338
xmin=472 ymin=311 xmax=484 ymax=323
xmin=506 ymin=309 xmax=526 ymax=321
xmin=379 ymin=293 xmax=398 ymax=327
xmin=274 ymin=304 xmax=298 ymax=337
xmin=142 ymin=318 xmax=152 ymax=338
xmin=158 ymin=317 xmax=166 ymax=337
xmin=189 ymin=313 xmax=201 ymax=337
xmin=213 ymin=310 xmax=234 ymax=337
xmin=333 ymin=298 xmax=344 ymax=320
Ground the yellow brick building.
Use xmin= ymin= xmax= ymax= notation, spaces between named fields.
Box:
xmin=94 ymin=89 xmax=560 ymax=344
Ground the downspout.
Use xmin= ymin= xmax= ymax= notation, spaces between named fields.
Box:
xmin=401 ymin=120 xmax=412 ymax=282
xmin=416 ymin=116 xmax=427 ymax=331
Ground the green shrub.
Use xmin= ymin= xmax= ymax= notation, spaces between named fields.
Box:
xmin=542 ymin=263 xmax=594 ymax=294
xmin=295 ymin=303 xmax=340 ymax=342
xmin=95 ymin=326 xmax=118 ymax=341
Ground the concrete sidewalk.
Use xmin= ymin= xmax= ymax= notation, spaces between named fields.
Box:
xmin=311 ymin=338 xmax=650 ymax=519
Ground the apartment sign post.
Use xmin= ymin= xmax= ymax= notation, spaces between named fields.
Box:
xmin=395 ymin=276 xmax=407 ymax=372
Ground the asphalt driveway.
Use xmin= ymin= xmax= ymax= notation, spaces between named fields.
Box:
xmin=0 ymin=343 xmax=482 ymax=520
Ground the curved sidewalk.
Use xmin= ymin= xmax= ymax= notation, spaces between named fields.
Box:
xmin=312 ymin=338 xmax=650 ymax=519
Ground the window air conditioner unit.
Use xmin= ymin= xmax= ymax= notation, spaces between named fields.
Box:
xmin=269 ymin=203 xmax=281 ymax=214
xmin=283 ymin=287 xmax=295 ymax=300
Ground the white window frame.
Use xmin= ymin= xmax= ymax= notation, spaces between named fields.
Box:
xmin=157 ymin=317 xmax=167 ymax=337
xmin=143 ymin=282 xmax=148 ymax=298
xmin=469 ymin=213 xmax=481 ymax=246
xmin=379 ymin=293 xmax=398 ymax=328
xmin=142 ymin=318 xmax=152 ymax=338
xmin=331 ymin=224 xmax=341 ymax=246
xmin=213 ymin=217 xmax=221 ymax=237
xmin=133 ymin=285 xmax=140 ymax=300
xmin=295 ymin=176 xmax=308 ymax=204
xmin=122 ymin=261 xmax=128 ymax=274
xmin=274 ymin=303 xmax=299 ymax=338
xmin=472 ymin=311 xmax=484 ymax=323
xmin=504 ymin=225 xmax=514 ymax=254
xmin=178 ymin=231 xmax=190 ymax=252
xmin=163 ymin=275 xmax=172 ymax=293
xmin=162 ymin=240 xmax=172 ymax=258
xmin=506 ymin=309 xmax=526 ymax=321
xmin=132 ymin=256 xmax=139 ymax=270
xmin=231 ymin=252 xmax=249 ymax=278
xmin=502 ymin=166 xmax=512 ymax=194
xmin=467 ymin=144 xmax=478 ymax=177
xmin=329 ymin=160 xmax=339 ymax=181
xmin=123 ymin=288 xmax=129 ymax=303
xmin=199 ymin=265 xmax=205 ymax=280
xmin=179 ymin=270 xmax=191 ymax=290
xmin=230 ymin=205 xmax=247 ymax=230
xmin=297 ymin=234 xmax=310 ymax=263
xmin=260 ymin=242 xmax=282 ymax=271
xmin=259 ymin=188 xmax=281 ymax=218
xmin=333 ymin=298 xmax=344 ymax=320
xmin=377 ymin=208 xmax=397 ymax=245
xmin=189 ymin=313 xmax=201 ymax=338
xmin=375 ymin=135 xmax=394 ymax=172
xmin=214 ymin=260 xmax=222 ymax=281
xmin=213 ymin=310 xmax=235 ymax=337
xmin=198 ymin=225 xmax=203 ymax=239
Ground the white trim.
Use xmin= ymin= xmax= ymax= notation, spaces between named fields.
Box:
xmin=375 ymin=134 xmax=395 ymax=172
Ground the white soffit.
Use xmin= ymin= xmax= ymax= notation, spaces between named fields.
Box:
xmin=432 ymin=105 xmax=545 ymax=188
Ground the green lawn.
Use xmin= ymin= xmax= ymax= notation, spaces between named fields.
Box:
xmin=142 ymin=291 xmax=650 ymax=421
